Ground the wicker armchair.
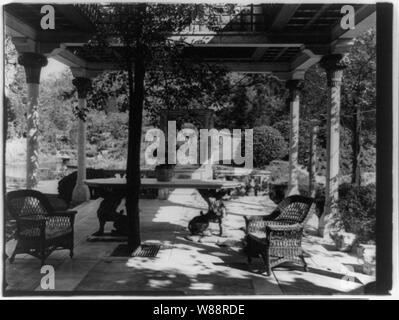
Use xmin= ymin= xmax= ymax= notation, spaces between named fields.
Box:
xmin=245 ymin=195 xmax=314 ymax=276
xmin=6 ymin=190 xmax=77 ymax=265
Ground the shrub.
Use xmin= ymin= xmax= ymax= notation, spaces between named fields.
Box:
xmin=252 ymin=126 xmax=287 ymax=167
xmin=338 ymin=183 xmax=376 ymax=243
xmin=272 ymin=120 xmax=356 ymax=177
xmin=304 ymin=182 xmax=376 ymax=242
xmin=272 ymin=119 xmax=312 ymax=166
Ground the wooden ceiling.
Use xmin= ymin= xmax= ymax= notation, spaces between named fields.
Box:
xmin=4 ymin=3 xmax=376 ymax=77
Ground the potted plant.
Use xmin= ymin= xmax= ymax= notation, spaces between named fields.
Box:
xmin=155 ymin=163 xmax=175 ymax=181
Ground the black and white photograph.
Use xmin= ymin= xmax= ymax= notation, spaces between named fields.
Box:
xmin=0 ymin=0 xmax=396 ymax=300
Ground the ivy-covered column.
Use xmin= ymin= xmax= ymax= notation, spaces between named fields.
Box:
xmin=71 ymin=77 xmax=92 ymax=205
xmin=308 ymin=120 xmax=319 ymax=197
xmin=319 ymin=54 xmax=346 ymax=238
xmin=18 ymin=52 xmax=48 ymax=189
xmin=286 ymin=79 xmax=304 ymax=196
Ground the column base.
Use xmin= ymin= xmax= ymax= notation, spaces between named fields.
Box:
xmin=71 ymin=184 xmax=90 ymax=206
xmin=158 ymin=188 xmax=169 ymax=200
xmin=318 ymin=215 xmax=338 ymax=239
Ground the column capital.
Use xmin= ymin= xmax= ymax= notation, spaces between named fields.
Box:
xmin=72 ymin=77 xmax=92 ymax=99
xmin=319 ymin=54 xmax=347 ymax=87
xmin=286 ymin=79 xmax=304 ymax=100
xmin=18 ymin=52 xmax=48 ymax=84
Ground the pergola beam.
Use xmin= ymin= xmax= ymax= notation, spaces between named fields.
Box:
xmin=303 ymin=4 xmax=331 ymax=30
xmin=59 ymin=60 xmax=293 ymax=74
xmin=331 ymin=4 xmax=376 ymax=40
xmin=291 ymin=49 xmax=321 ymax=72
xmin=186 ymin=33 xmax=330 ymax=47
xmin=270 ymin=4 xmax=301 ymax=31
xmin=50 ymin=45 xmax=88 ymax=68
xmin=251 ymin=47 xmax=268 ymax=60
xmin=4 ymin=11 xmax=37 ymax=40
xmin=56 ymin=5 xmax=97 ymax=33
xmin=37 ymin=31 xmax=94 ymax=44
xmin=272 ymin=47 xmax=289 ymax=62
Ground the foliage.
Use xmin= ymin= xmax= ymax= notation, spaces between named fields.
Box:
xmin=85 ymin=110 xmax=129 ymax=160
xmin=214 ymin=74 xmax=287 ymax=129
xmin=252 ymin=126 xmax=287 ymax=167
xmin=338 ymin=183 xmax=376 ymax=243
xmin=295 ymin=182 xmax=376 ymax=243
xmin=84 ymin=71 xmax=130 ymax=114
xmin=272 ymin=119 xmax=314 ymax=166
xmin=4 ymin=37 xmax=27 ymax=138
xmin=38 ymin=70 xmax=76 ymax=155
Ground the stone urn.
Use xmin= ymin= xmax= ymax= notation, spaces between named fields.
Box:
xmin=155 ymin=164 xmax=175 ymax=182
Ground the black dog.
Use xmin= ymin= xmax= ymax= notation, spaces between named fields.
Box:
xmin=94 ymin=196 xmax=128 ymax=236
xmin=188 ymin=200 xmax=227 ymax=236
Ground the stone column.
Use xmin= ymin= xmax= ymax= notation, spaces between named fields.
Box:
xmin=308 ymin=120 xmax=319 ymax=197
xmin=318 ymin=54 xmax=346 ymax=238
xmin=18 ymin=53 xmax=48 ymax=189
xmin=286 ymin=79 xmax=304 ymax=196
xmin=106 ymin=95 xmax=118 ymax=114
xmin=71 ymin=77 xmax=92 ymax=205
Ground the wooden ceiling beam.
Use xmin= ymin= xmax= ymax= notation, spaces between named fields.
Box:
xmin=331 ymin=4 xmax=376 ymax=41
xmin=303 ymin=4 xmax=331 ymax=30
xmin=272 ymin=47 xmax=289 ymax=62
xmin=251 ymin=48 xmax=268 ymax=60
xmin=4 ymin=11 xmax=37 ymax=39
xmin=290 ymin=49 xmax=321 ymax=72
xmin=60 ymin=60 xmax=292 ymax=74
xmin=270 ymin=4 xmax=301 ymax=31
xmin=55 ymin=5 xmax=97 ymax=33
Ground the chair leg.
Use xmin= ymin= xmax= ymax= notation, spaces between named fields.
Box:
xmin=69 ymin=235 xmax=74 ymax=258
xmin=9 ymin=247 xmax=18 ymax=264
xmin=9 ymin=240 xmax=22 ymax=263
xmin=218 ymin=218 xmax=223 ymax=237
xmin=246 ymin=238 xmax=251 ymax=264
xmin=94 ymin=219 xmax=106 ymax=236
xmin=41 ymin=243 xmax=46 ymax=266
xmin=300 ymin=255 xmax=308 ymax=272
xmin=260 ymin=252 xmax=271 ymax=276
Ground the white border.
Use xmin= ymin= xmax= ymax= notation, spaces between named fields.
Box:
xmin=0 ymin=0 xmax=397 ymax=301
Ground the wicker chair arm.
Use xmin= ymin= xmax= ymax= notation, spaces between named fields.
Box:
xmin=262 ymin=209 xmax=281 ymax=221
xmin=247 ymin=218 xmax=292 ymax=233
xmin=46 ymin=213 xmax=74 ymax=230
xmin=266 ymin=223 xmax=302 ymax=232
xmin=247 ymin=219 xmax=270 ymax=234
xmin=50 ymin=210 xmax=78 ymax=217
xmin=18 ymin=216 xmax=46 ymax=236
xmin=18 ymin=216 xmax=46 ymax=222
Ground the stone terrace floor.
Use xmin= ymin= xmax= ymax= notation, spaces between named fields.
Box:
xmin=4 ymin=185 xmax=375 ymax=296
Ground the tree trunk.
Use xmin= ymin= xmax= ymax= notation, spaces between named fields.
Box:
xmin=126 ymin=53 xmax=145 ymax=252
xmin=351 ymin=103 xmax=362 ymax=187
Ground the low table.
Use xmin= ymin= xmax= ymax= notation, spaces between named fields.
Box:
xmin=84 ymin=178 xmax=243 ymax=237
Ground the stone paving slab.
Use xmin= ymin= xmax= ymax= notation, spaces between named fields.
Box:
xmin=4 ymin=189 xmax=374 ymax=295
